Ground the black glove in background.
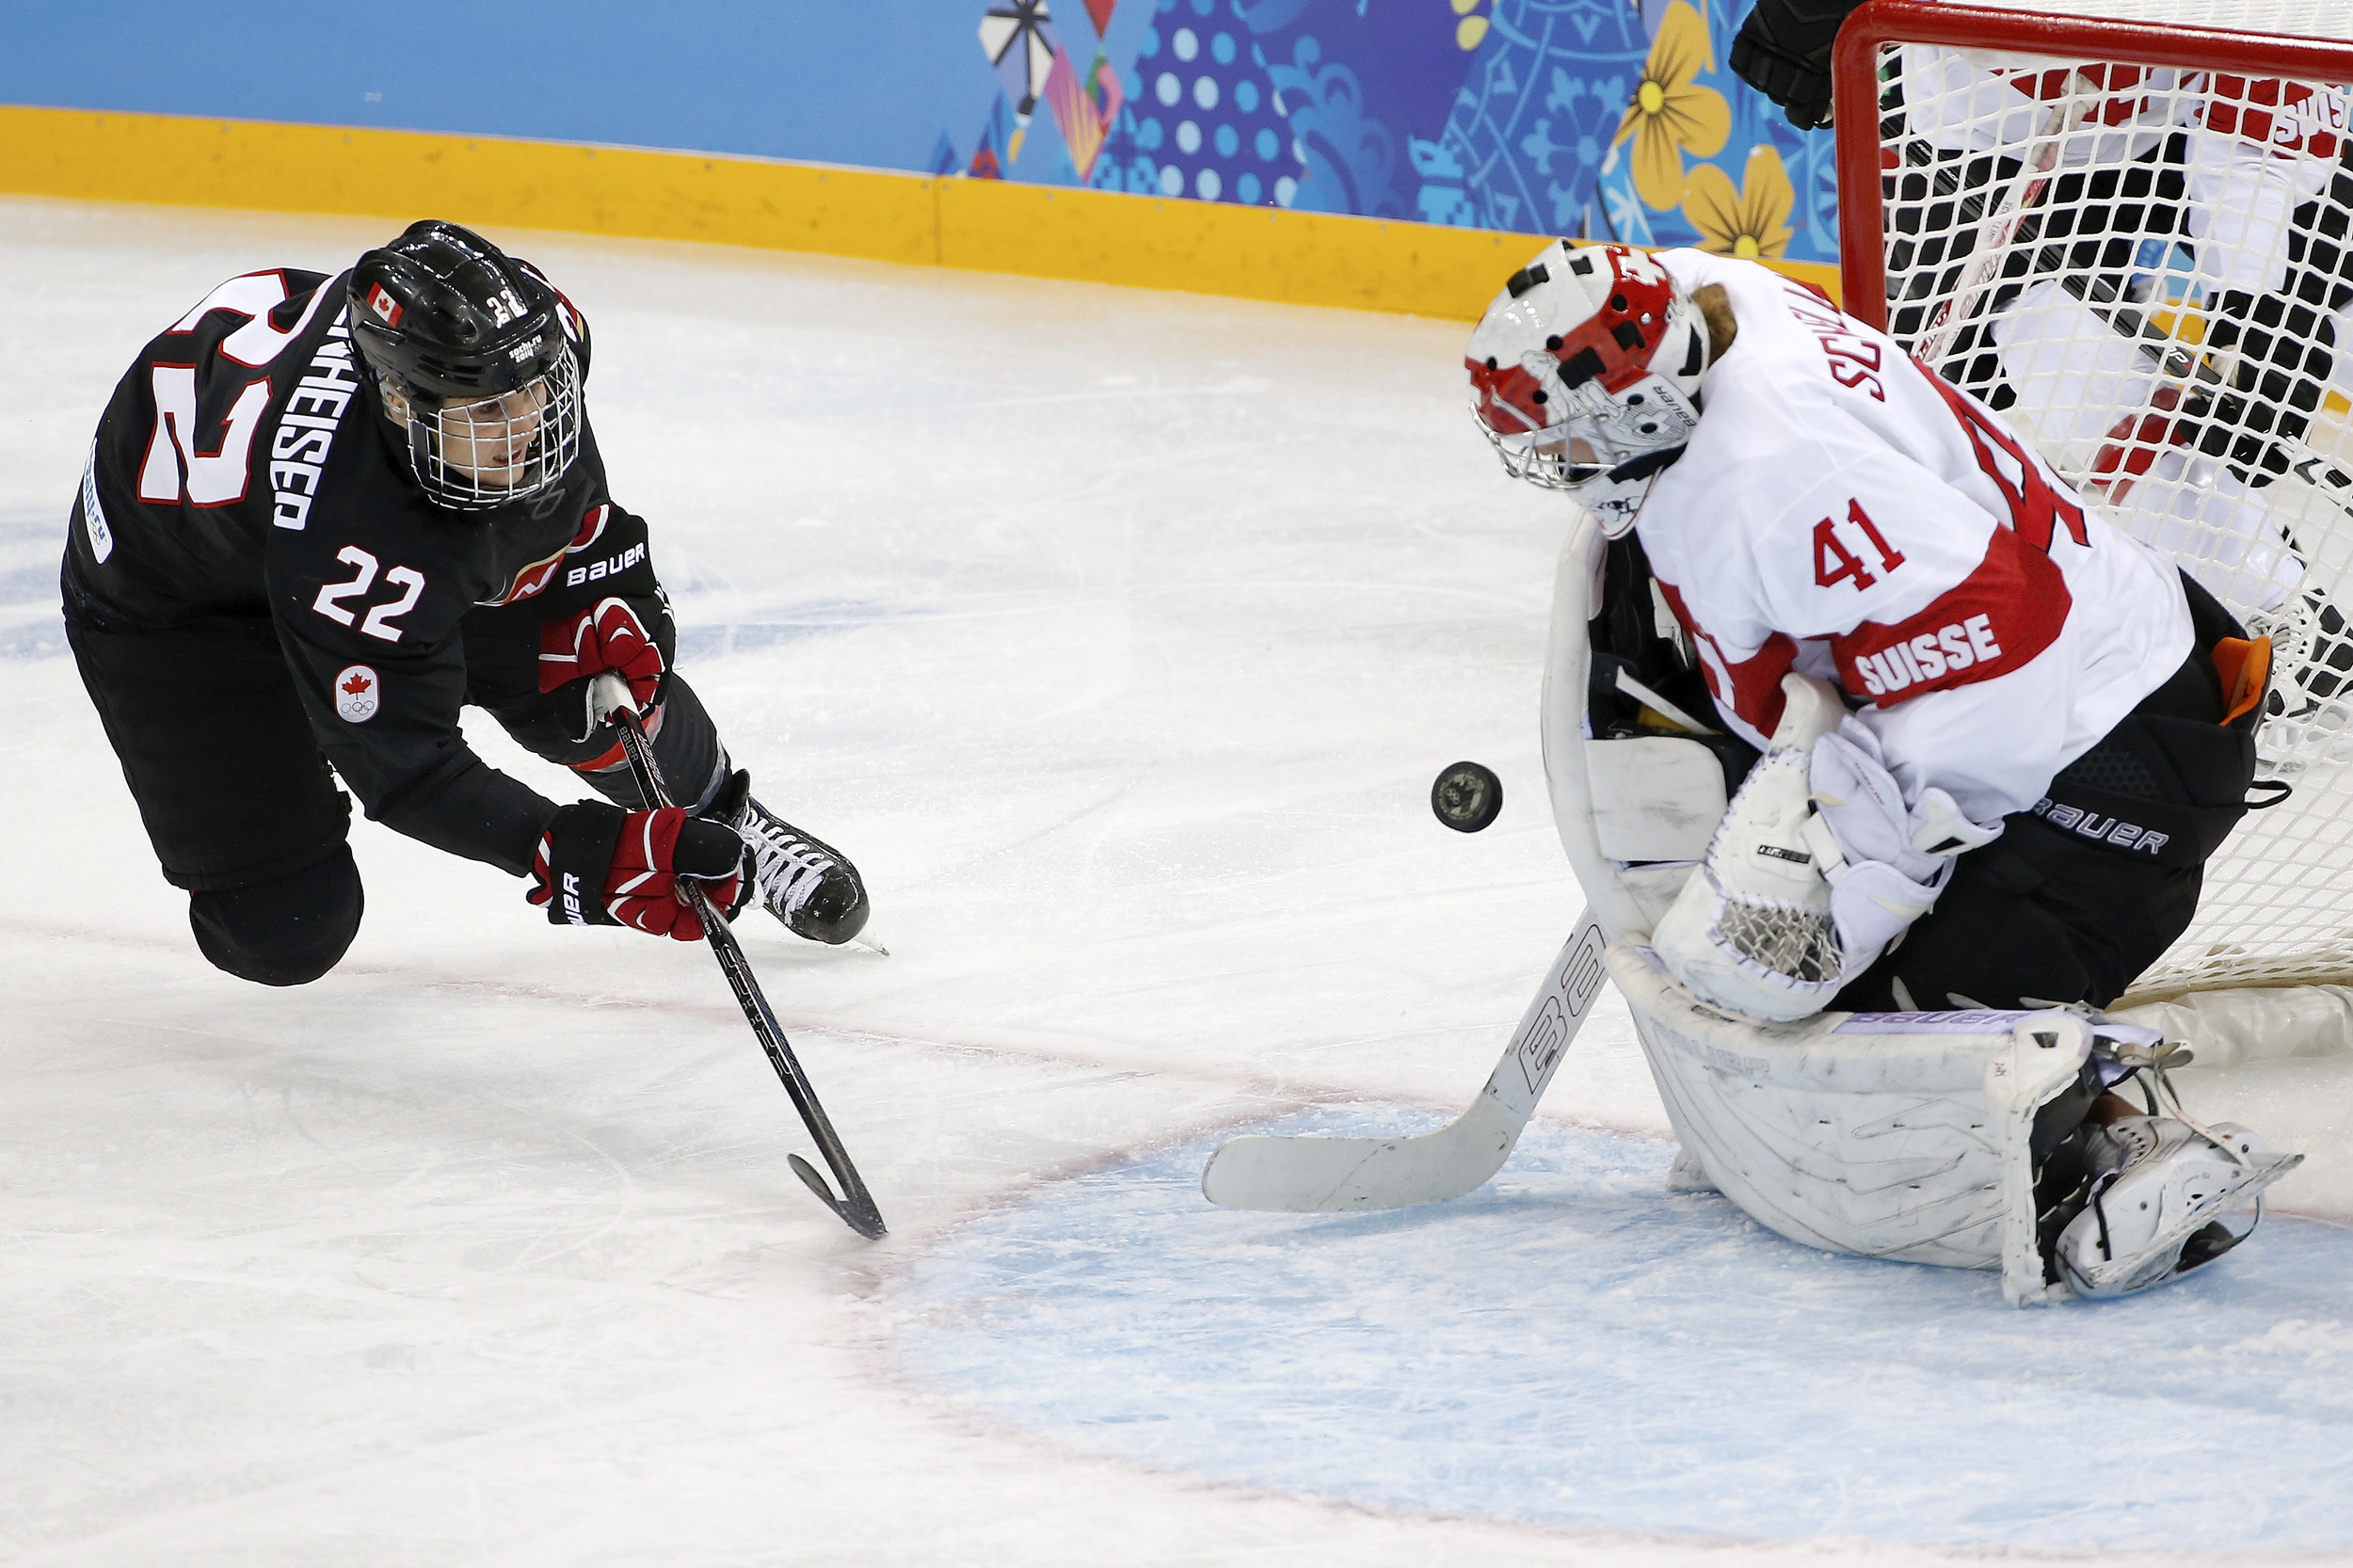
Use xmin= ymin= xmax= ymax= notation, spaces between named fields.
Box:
xmin=1729 ymin=0 xmax=1870 ymax=130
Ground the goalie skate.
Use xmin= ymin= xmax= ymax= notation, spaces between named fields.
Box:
xmin=2054 ymin=1117 xmax=2303 ymax=1299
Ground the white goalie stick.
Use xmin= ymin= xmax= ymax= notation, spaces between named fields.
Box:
xmin=590 ymin=673 xmax=887 ymax=1240
xmin=1201 ymin=913 xmax=1609 ymax=1212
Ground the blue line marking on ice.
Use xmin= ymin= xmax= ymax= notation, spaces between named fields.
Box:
xmin=669 ymin=599 xmax=952 ymax=664
xmin=892 ymin=1111 xmax=2353 ymax=1551
xmin=673 ymin=621 xmax=853 ymax=663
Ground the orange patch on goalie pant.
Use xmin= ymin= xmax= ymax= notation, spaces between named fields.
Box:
xmin=2214 ymin=635 xmax=2273 ymax=727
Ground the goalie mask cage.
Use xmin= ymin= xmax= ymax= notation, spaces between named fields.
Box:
xmin=1833 ymin=0 xmax=2353 ymax=1000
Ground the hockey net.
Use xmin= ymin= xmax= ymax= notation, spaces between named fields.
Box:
xmin=1836 ymin=0 xmax=2353 ymax=1000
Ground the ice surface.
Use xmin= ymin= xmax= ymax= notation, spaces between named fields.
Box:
xmin=901 ymin=1111 xmax=2353 ymax=1553
xmin=3 ymin=199 xmax=2350 ymax=1565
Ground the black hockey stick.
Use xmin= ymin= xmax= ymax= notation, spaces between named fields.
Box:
xmin=2052 ymin=272 xmax=2353 ymax=505
xmin=591 ymin=674 xmax=887 ymax=1240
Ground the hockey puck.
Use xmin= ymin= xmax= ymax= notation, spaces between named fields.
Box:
xmin=1431 ymin=760 xmax=1502 ymax=833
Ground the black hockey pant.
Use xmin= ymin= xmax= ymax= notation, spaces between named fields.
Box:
xmin=66 ymin=597 xmax=728 ymax=988
xmin=1833 ymin=574 xmax=2265 ymax=1013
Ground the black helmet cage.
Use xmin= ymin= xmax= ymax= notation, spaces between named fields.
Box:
xmin=348 ymin=221 xmax=584 ymax=511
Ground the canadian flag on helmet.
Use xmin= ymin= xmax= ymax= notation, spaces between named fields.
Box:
xmin=364 ymin=283 xmax=404 ymax=328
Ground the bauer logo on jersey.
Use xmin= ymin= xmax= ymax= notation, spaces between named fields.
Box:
xmin=333 ymin=664 xmax=381 ymax=723
xmin=363 ymin=284 xmax=403 ymax=328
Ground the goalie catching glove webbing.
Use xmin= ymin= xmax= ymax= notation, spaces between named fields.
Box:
xmin=1652 ymin=674 xmax=2000 ymax=1022
xmin=528 ymin=801 xmax=746 ymax=942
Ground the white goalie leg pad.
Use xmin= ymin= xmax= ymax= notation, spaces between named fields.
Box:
xmin=1663 ymin=1144 xmax=1717 ymax=1193
xmin=1609 ymin=941 xmax=2098 ymax=1304
xmin=2055 ymin=1116 xmax=2302 ymax=1299
xmin=1651 ymin=675 xmax=1849 ymax=1022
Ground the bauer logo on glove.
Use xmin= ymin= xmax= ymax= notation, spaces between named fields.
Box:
xmin=527 ymin=801 xmax=746 ymax=941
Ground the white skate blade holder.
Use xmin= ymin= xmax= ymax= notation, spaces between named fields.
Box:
xmin=1202 ymin=915 xmax=1609 ymax=1211
xmin=593 ymin=676 xmax=889 ymax=956
xmin=2066 ymin=1139 xmax=2304 ymax=1298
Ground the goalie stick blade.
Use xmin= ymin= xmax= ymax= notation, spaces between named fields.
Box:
xmin=1202 ymin=1097 xmax=1527 ymax=1211
xmin=1201 ymin=917 xmax=1609 ymax=1213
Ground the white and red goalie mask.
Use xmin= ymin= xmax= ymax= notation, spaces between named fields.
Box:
xmin=1465 ymin=242 xmax=1710 ymax=536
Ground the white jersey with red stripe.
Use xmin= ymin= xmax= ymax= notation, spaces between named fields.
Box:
xmin=1633 ymin=250 xmax=2193 ymax=824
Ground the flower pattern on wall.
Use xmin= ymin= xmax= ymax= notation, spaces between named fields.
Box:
xmin=1611 ymin=1 xmax=1729 ymax=212
xmin=1682 ymin=143 xmax=1794 ymax=258
xmin=932 ymin=0 xmax=1844 ymax=267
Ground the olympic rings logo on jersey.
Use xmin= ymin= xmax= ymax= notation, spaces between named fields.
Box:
xmin=333 ymin=664 xmax=381 ymax=724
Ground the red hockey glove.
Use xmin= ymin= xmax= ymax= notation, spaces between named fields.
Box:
xmin=540 ymin=596 xmax=665 ymax=711
xmin=527 ymin=801 xmax=745 ymax=941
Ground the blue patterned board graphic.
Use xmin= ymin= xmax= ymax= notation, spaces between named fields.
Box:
xmin=6 ymin=1 xmax=1844 ymax=257
xmin=893 ymin=1111 xmax=2353 ymax=1551
xmin=986 ymin=0 xmax=1841 ymax=263
xmin=1113 ymin=4 xmax=1305 ymax=205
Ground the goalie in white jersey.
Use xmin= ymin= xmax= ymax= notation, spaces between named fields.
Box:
xmin=1468 ymin=241 xmax=2296 ymax=1296
xmin=1470 ymin=241 xmax=2272 ymax=1023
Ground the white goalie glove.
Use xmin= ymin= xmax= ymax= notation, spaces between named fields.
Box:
xmin=1652 ymin=675 xmax=2002 ymax=1022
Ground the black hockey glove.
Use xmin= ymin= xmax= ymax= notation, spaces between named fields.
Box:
xmin=528 ymin=800 xmax=745 ymax=941
xmin=1729 ymin=0 xmax=1869 ymax=131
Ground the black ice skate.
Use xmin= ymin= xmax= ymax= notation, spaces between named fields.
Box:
xmin=728 ymin=791 xmax=871 ymax=945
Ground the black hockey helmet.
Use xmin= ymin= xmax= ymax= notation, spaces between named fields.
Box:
xmin=347 ymin=220 xmax=583 ymax=510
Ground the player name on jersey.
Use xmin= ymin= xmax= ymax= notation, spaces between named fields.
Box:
xmin=272 ymin=313 xmax=361 ymax=532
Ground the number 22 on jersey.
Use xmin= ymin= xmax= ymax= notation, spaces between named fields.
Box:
xmin=312 ymin=546 xmax=425 ymax=643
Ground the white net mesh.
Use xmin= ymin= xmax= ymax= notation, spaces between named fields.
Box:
xmin=1859 ymin=5 xmax=2353 ymax=997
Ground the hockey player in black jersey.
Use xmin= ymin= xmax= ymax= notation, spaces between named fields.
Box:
xmin=62 ymin=219 xmax=870 ymax=985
